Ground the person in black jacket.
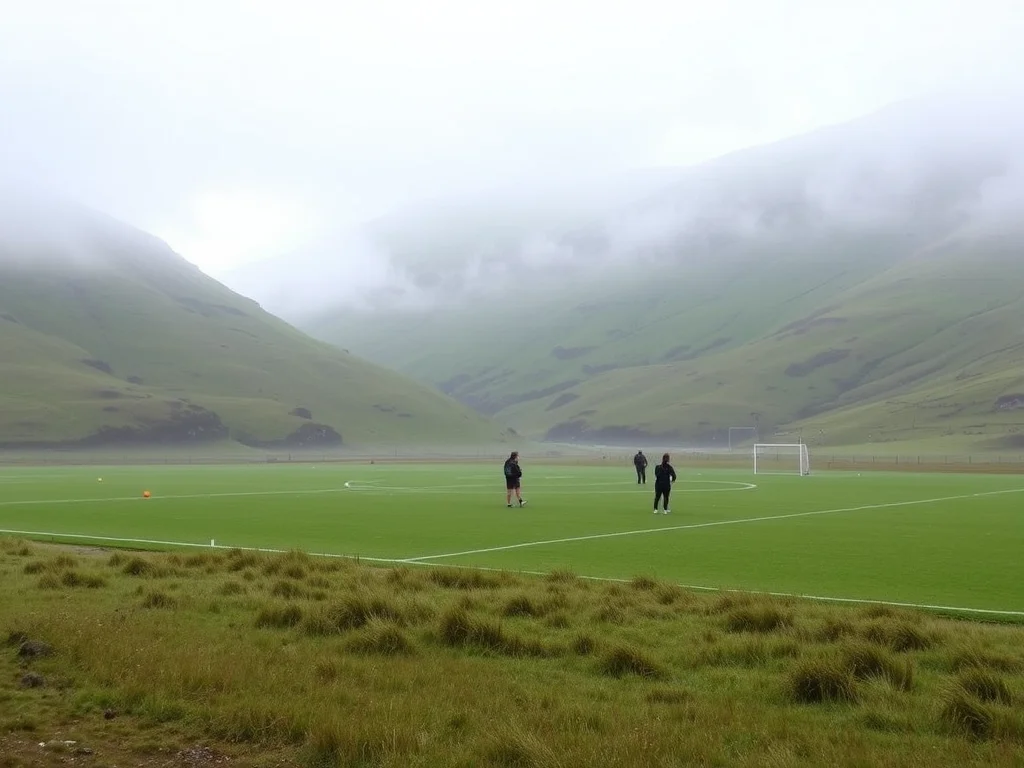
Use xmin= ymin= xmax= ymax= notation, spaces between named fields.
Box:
xmin=653 ymin=453 xmax=676 ymax=514
xmin=503 ymin=451 xmax=526 ymax=507
xmin=633 ymin=450 xmax=648 ymax=484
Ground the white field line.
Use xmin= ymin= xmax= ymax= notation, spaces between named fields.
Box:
xmin=0 ymin=487 xmax=356 ymax=507
xmin=0 ymin=527 xmax=403 ymax=564
xmin=399 ymin=487 xmax=1024 ymax=563
xmin=0 ymin=478 xmax=752 ymax=506
xmin=0 ymin=526 xmax=1020 ymax=617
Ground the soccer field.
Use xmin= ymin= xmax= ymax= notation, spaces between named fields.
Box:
xmin=1 ymin=462 xmax=1021 ymax=616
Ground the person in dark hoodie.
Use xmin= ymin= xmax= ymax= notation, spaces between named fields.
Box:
xmin=503 ymin=451 xmax=526 ymax=508
xmin=633 ymin=450 xmax=648 ymax=484
xmin=653 ymin=453 xmax=676 ymax=514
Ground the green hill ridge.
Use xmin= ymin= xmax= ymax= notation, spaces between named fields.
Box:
xmin=0 ymin=195 xmax=509 ymax=449
xmin=260 ymin=92 xmax=1024 ymax=452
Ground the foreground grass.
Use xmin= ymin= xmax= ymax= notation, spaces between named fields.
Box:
xmin=2 ymin=538 xmax=1023 ymax=767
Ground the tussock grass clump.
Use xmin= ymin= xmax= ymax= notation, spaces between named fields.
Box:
xmin=599 ymin=644 xmax=668 ymax=679
xmin=654 ymin=584 xmax=689 ymax=606
xmin=307 ymin=576 xmax=331 ymax=590
xmin=384 ymin=566 xmax=424 ymax=592
xmin=282 ymin=564 xmax=307 ymax=581
xmin=345 ymin=619 xmax=416 ymax=656
xmin=502 ymin=594 xmax=542 ymax=618
xmin=860 ymin=708 xmax=912 ymax=734
xmin=37 ymin=574 xmax=61 ymax=590
xmin=484 ymin=722 xmax=558 ymax=768
xmin=947 ymin=646 xmax=1022 ymax=674
xmin=122 ymin=557 xmax=155 ymax=577
xmin=60 ymin=570 xmax=106 ymax=589
xmin=5 ymin=630 xmax=29 ymax=647
xmin=544 ymin=612 xmax=570 ymax=629
xmin=593 ymin=604 xmax=626 ymax=624
xmin=1 ymin=539 xmax=33 ymax=556
xmin=789 ymin=658 xmax=859 ymax=704
xmin=724 ymin=605 xmax=793 ymax=634
xmin=940 ymin=687 xmax=998 ymax=740
xmin=107 ymin=552 xmax=126 ymax=568
xmin=255 ymin=602 xmax=303 ymax=628
xmin=22 ymin=561 xmax=45 ymax=575
xmin=705 ymin=592 xmax=753 ymax=616
xmin=224 ymin=549 xmax=263 ymax=572
xmin=427 ymin=567 xmax=506 ymax=590
xmin=840 ymin=642 xmax=914 ymax=691
xmin=546 ymin=568 xmax=580 ymax=585
xmin=957 ymin=669 xmax=1013 ymax=704
xmin=271 ymin=580 xmax=306 ymax=599
xmin=303 ymin=593 xmax=408 ymax=635
xmin=217 ymin=580 xmax=246 ymax=597
xmin=572 ymin=634 xmax=597 ymax=656
xmin=142 ymin=590 xmax=177 ymax=609
xmin=862 ymin=619 xmax=933 ymax=652
xmin=813 ymin=617 xmax=857 ymax=643
xmin=183 ymin=552 xmax=220 ymax=569
xmin=438 ymin=607 xmax=548 ymax=657
xmin=630 ymin=575 xmax=658 ymax=591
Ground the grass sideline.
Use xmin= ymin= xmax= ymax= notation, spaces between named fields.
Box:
xmin=2 ymin=538 xmax=1024 ymax=766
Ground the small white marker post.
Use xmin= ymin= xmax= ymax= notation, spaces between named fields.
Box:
xmin=210 ymin=539 xmax=215 ymax=547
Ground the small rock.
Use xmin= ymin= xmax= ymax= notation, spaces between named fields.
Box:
xmin=103 ymin=708 xmax=117 ymax=720
xmin=18 ymin=639 xmax=54 ymax=658
xmin=20 ymin=672 xmax=45 ymax=688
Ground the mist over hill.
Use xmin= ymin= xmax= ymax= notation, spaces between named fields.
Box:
xmin=222 ymin=89 xmax=1024 ymax=450
xmin=0 ymin=190 xmax=510 ymax=449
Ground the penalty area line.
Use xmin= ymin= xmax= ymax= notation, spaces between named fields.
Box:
xmin=398 ymin=486 xmax=1024 ymax=563
xmin=0 ymin=528 xmax=1020 ymax=617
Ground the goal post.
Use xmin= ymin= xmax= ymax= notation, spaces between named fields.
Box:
xmin=753 ymin=443 xmax=810 ymax=475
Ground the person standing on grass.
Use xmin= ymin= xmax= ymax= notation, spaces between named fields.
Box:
xmin=504 ymin=451 xmax=526 ymax=508
xmin=633 ymin=450 xmax=648 ymax=484
xmin=653 ymin=453 xmax=676 ymax=514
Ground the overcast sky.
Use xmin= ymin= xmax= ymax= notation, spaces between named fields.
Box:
xmin=1 ymin=0 xmax=1021 ymax=276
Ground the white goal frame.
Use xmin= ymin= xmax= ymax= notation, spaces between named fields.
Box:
xmin=753 ymin=443 xmax=810 ymax=475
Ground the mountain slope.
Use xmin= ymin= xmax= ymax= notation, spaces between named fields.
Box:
xmin=228 ymin=89 xmax=1024 ymax=450
xmin=0 ymin=195 xmax=509 ymax=448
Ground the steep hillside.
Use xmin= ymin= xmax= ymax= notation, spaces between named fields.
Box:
xmin=229 ymin=90 xmax=1024 ymax=449
xmin=0 ymin=195 xmax=509 ymax=449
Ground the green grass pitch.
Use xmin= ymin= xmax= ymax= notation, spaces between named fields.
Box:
xmin=1 ymin=462 xmax=1021 ymax=616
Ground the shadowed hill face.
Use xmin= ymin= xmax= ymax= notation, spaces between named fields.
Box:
xmin=262 ymin=91 xmax=1024 ymax=449
xmin=0 ymin=195 xmax=509 ymax=448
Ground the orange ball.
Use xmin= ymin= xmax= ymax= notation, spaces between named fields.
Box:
xmin=142 ymin=490 xmax=151 ymax=498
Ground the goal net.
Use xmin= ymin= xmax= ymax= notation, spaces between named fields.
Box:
xmin=753 ymin=443 xmax=810 ymax=475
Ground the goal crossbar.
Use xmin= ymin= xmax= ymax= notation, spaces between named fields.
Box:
xmin=753 ymin=443 xmax=810 ymax=475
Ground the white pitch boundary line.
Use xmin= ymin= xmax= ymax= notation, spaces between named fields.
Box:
xmin=0 ymin=478 xmax=753 ymax=506
xmin=0 ymin=527 xmax=1020 ymax=617
xmin=0 ymin=487 xmax=357 ymax=507
xmin=399 ymin=486 xmax=1024 ymax=563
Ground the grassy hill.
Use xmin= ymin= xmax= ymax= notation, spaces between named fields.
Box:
xmin=307 ymin=235 xmax=1024 ymax=449
xmin=278 ymin=92 xmax=1024 ymax=452
xmin=0 ymin=196 xmax=509 ymax=449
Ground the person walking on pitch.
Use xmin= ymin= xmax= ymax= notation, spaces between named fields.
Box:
xmin=504 ymin=451 xmax=526 ymax=507
xmin=633 ymin=450 xmax=648 ymax=484
xmin=653 ymin=453 xmax=676 ymax=514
